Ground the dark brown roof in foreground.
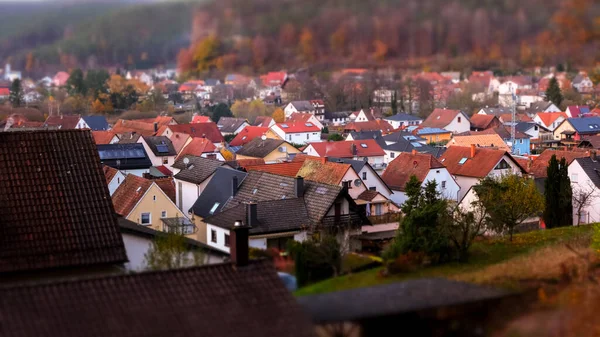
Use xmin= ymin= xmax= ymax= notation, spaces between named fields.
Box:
xmin=0 ymin=259 xmax=315 ymax=337
xmin=0 ymin=130 xmax=127 ymax=273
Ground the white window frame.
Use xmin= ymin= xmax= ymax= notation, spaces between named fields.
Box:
xmin=161 ymin=211 xmax=167 ymax=218
xmin=141 ymin=212 xmax=151 ymax=225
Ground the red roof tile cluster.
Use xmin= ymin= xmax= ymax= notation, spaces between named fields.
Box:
xmin=192 ymin=115 xmax=212 ymax=123
xmin=112 ymin=119 xmax=157 ymax=136
xmin=103 ymin=165 xmax=119 ymax=184
xmin=177 ymin=137 xmax=217 ymax=159
xmin=246 ymin=162 xmax=304 ymax=177
xmin=233 ymin=158 xmax=266 ymax=168
xmin=0 ymin=88 xmax=9 ymax=96
xmin=468 ymin=71 xmax=494 ymax=88
xmin=112 ymin=174 xmax=154 ymax=216
xmin=153 ymin=177 xmax=176 ymax=203
xmin=382 ymin=152 xmax=445 ymax=191
xmin=260 ymin=71 xmax=287 ymax=86
xmin=92 ymin=130 xmax=118 ymax=144
xmin=422 ymin=109 xmax=465 ymax=129
xmin=307 ymin=139 xmax=385 ymax=158
xmin=529 ymin=149 xmax=589 ymax=178
xmin=469 ymin=114 xmax=500 ymax=130
xmin=165 ymin=123 xmax=224 ymax=143
xmin=440 ymin=146 xmax=525 ymax=178
xmin=344 ymin=120 xmax=394 ymax=133
xmin=287 ymin=113 xmax=316 ymax=123
xmin=169 ymin=132 xmax=191 ymax=152
xmin=44 ymin=115 xmax=81 ymax=129
xmin=178 ymin=80 xmax=205 ymax=92
xmin=275 ymin=121 xmax=321 ymax=133
xmin=310 ymin=99 xmax=324 ymax=106
xmin=229 ymin=126 xmax=270 ymax=146
xmin=296 ymin=158 xmax=351 ymax=185
xmin=566 ymin=105 xmax=590 ymax=118
xmin=535 ymin=112 xmax=567 ymax=127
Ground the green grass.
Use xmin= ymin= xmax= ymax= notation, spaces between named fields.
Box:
xmin=295 ymin=225 xmax=594 ymax=296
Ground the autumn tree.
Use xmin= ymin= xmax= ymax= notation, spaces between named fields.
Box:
xmin=211 ymin=103 xmax=233 ymax=123
xmin=85 ymin=69 xmax=110 ymax=99
xmin=372 ymin=40 xmax=389 ymax=62
xmin=9 ymin=79 xmax=24 ymax=108
xmin=230 ymin=100 xmax=249 ymax=118
xmin=252 ymin=36 xmax=269 ymax=69
xmin=475 ymin=174 xmax=544 ymax=241
xmin=299 ymin=29 xmax=316 ymax=63
xmin=144 ymin=230 xmax=207 ymax=271
xmin=177 ymin=48 xmax=194 ymax=73
xmin=447 ymin=204 xmax=488 ymax=261
xmin=192 ymin=35 xmax=221 ymax=73
xmin=330 ymin=25 xmax=347 ymax=55
xmin=572 ymin=181 xmax=596 ymax=226
xmin=272 ymin=108 xmax=285 ymax=123
xmin=67 ymin=68 xmax=86 ymax=95
xmin=92 ymin=99 xmax=105 ymax=113
xmin=544 ymin=155 xmax=573 ymax=228
xmin=545 ymin=77 xmax=564 ymax=109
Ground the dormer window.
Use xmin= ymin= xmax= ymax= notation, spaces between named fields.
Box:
xmin=495 ymin=159 xmax=510 ymax=170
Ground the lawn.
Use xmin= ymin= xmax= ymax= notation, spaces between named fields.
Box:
xmin=295 ymin=225 xmax=595 ymax=296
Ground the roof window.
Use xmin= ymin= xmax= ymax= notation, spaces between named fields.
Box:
xmin=458 ymin=158 xmax=468 ymax=165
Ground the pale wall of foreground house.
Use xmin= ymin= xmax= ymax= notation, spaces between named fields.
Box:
xmin=107 ymin=171 xmax=126 ymax=196
xmin=568 ymin=161 xmax=600 ymax=225
xmin=389 ymin=168 xmax=460 ymax=206
xmin=359 ymin=166 xmax=392 ymax=199
xmin=205 ymin=224 xmax=308 ymax=253
xmin=443 ymin=114 xmax=470 ymax=134
xmin=341 ymin=169 xmax=366 ymax=199
xmin=175 ymin=176 xmax=213 ymax=215
xmin=138 ymin=138 xmax=176 ymax=167
xmin=127 ymin=183 xmax=186 ymax=231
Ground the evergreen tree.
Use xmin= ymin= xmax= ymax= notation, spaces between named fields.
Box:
xmin=67 ymin=68 xmax=86 ymax=95
xmin=545 ymin=77 xmax=563 ymax=107
xmin=9 ymin=79 xmax=24 ymax=108
xmin=85 ymin=69 xmax=110 ymax=98
xmin=544 ymin=155 xmax=573 ymax=228
xmin=391 ymin=90 xmax=398 ymax=114
xmin=212 ymin=103 xmax=233 ymax=123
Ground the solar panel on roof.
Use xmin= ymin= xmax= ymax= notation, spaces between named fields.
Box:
xmin=156 ymin=144 xmax=170 ymax=153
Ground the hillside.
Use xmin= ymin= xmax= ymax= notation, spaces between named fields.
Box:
xmin=1 ymin=0 xmax=598 ymax=75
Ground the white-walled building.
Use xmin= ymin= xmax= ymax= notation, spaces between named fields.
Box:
xmin=271 ymin=122 xmax=322 ymax=144
xmin=568 ymin=157 xmax=600 ymax=225
xmin=421 ymin=109 xmax=470 ymax=134
xmin=138 ymin=136 xmax=178 ymax=168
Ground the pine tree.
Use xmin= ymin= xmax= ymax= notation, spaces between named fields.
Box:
xmin=544 ymin=155 xmax=573 ymax=228
xmin=9 ymin=79 xmax=24 ymax=108
xmin=545 ymin=77 xmax=563 ymax=107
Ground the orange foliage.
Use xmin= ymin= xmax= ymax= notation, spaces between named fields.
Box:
xmin=299 ymin=29 xmax=316 ymax=62
xmin=272 ymin=108 xmax=285 ymax=123
xmin=177 ymin=48 xmax=194 ymax=72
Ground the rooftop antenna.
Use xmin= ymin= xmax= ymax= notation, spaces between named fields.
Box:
xmin=510 ymin=84 xmax=516 ymax=154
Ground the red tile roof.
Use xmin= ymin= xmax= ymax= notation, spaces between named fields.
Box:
xmin=296 ymin=158 xmax=351 ymax=185
xmin=469 ymin=114 xmax=499 ymax=130
xmin=566 ymin=105 xmax=590 ymax=118
xmin=192 ymin=115 xmax=212 ymax=123
xmin=422 ymin=109 xmax=465 ymax=129
xmin=309 ymin=99 xmax=324 ymax=106
xmin=246 ymin=162 xmax=304 ymax=177
xmin=275 ymin=121 xmax=321 ymax=133
xmin=357 ymin=189 xmax=380 ymax=201
xmin=92 ymin=130 xmax=118 ymax=144
xmin=529 ymin=149 xmax=589 ymax=178
xmin=166 ymin=123 xmax=224 ymax=143
xmin=440 ymin=146 xmax=523 ymax=178
xmin=44 ymin=115 xmax=81 ymax=129
xmin=154 ymin=177 xmax=176 ymax=203
xmin=535 ymin=112 xmax=567 ymax=127
xmin=0 ymin=88 xmax=9 ymax=96
xmin=260 ymin=71 xmax=287 ymax=86
xmin=112 ymin=174 xmax=154 ymax=216
xmin=177 ymin=137 xmax=217 ymax=159
xmin=229 ymin=126 xmax=270 ymax=146
xmin=169 ymin=132 xmax=191 ymax=152
xmin=287 ymin=113 xmax=315 ymax=123
xmin=382 ymin=152 xmax=445 ymax=190
xmin=344 ymin=120 xmax=394 ymax=133
xmin=155 ymin=165 xmax=173 ymax=176
xmin=112 ymin=119 xmax=157 ymax=136
xmin=253 ymin=116 xmax=273 ymax=127
xmin=307 ymin=139 xmax=385 ymax=158
xmin=103 ymin=165 xmax=119 ymax=184
xmin=233 ymin=158 xmax=266 ymax=168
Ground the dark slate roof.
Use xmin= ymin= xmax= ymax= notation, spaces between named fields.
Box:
xmin=206 ymin=198 xmax=310 ymax=235
xmin=0 ymin=259 xmax=315 ymax=337
xmin=567 ymin=117 xmax=600 ymax=135
xmin=97 ymin=143 xmax=152 ymax=170
xmin=384 ymin=113 xmax=423 ymax=122
xmin=297 ymin=278 xmax=508 ymax=323
xmin=327 ymin=111 xmax=352 ymax=119
xmin=236 ymin=137 xmax=286 ymax=158
xmin=204 ymin=78 xmax=220 ymax=86
xmin=290 ymin=100 xmax=314 ymax=111
xmin=0 ymin=130 xmax=127 ymax=273
xmin=224 ymin=171 xmax=343 ymax=222
xmin=515 ymin=122 xmax=547 ymax=133
xmin=418 ymin=145 xmax=447 ymax=158
xmin=82 ymin=116 xmax=109 ymax=131
xmin=573 ymin=157 xmax=600 ymax=188
xmin=190 ymin=167 xmax=248 ymax=216
xmin=217 ymin=117 xmax=247 ymax=133
xmin=479 ymin=107 xmax=512 ymax=116
xmin=173 ymin=155 xmax=228 ymax=184
xmin=142 ymin=136 xmax=177 ymax=156
xmin=327 ymin=157 xmax=367 ymax=173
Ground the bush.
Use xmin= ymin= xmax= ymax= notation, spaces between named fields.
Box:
xmin=327 ymin=133 xmax=344 ymax=141
xmin=386 ymin=251 xmax=426 ymax=274
xmin=288 ymin=236 xmax=341 ymax=287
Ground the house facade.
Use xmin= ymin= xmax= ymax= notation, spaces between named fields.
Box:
xmin=138 ymin=136 xmax=177 ymax=167
xmin=383 ymin=113 xmax=423 ymax=129
xmin=533 ymin=112 xmax=567 ymax=132
xmin=421 ymin=109 xmax=470 ymax=134
xmin=303 ymin=140 xmax=387 ymax=171
xmin=270 ymin=122 xmax=322 ymax=144
xmin=568 ymin=157 xmax=600 ymax=225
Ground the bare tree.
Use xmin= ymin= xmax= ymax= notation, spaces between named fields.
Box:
xmin=573 ymin=182 xmax=597 ymax=226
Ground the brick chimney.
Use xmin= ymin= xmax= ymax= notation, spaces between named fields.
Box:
xmin=321 ymin=156 xmax=327 ymax=164
xmin=470 ymin=144 xmax=476 ymax=158
xmin=245 ymin=202 xmax=258 ymax=228
xmin=153 ymin=122 xmax=158 ymax=133
xmin=231 ymin=175 xmax=239 ymax=196
xmin=295 ymin=176 xmax=304 ymax=198
xmin=412 ymin=149 xmax=417 ymax=155
xmin=230 ymin=220 xmax=250 ymax=267
xmin=351 ymin=143 xmax=357 ymax=156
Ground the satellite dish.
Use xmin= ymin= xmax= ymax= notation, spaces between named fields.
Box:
xmin=183 ymin=157 xmax=190 ymax=165
xmin=354 ymin=179 xmax=362 ymax=187
xmin=261 ymin=134 xmax=267 ymax=141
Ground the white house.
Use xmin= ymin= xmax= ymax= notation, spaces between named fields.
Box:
xmin=421 ymin=108 xmax=470 ymax=134
xmin=572 ymin=74 xmax=594 ymax=94
xmin=138 ymin=136 xmax=178 ymax=168
xmin=217 ymin=117 xmax=249 ymax=136
xmin=382 ymin=151 xmax=460 ymax=205
xmin=270 ymin=122 xmax=321 ymax=144
xmin=103 ymin=165 xmax=126 ymax=196
xmin=287 ymin=112 xmax=324 ymax=130
xmin=3 ymin=64 xmax=21 ymax=82
xmin=303 ymin=139 xmax=387 ymax=171
xmin=568 ymin=156 xmax=600 ymax=225
xmin=383 ymin=113 xmax=423 ymax=129
xmin=533 ymin=112 xmax=568 ymax=132
xmin=284 ymin=101 xmax=316 ymax=117
xmin=327 ymin=157 xmax=393 ymax=200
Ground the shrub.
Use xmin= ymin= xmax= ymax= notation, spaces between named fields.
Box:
xmin=288 ymin=236 xmax=341 ymax=287
xmin=386 ymin=251 xmax=426 ymax=274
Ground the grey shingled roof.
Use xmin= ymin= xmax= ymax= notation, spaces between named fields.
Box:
xmin=290 ymin=100 xmax=314 ymax=111
xmin=235 ymin=137 xmax=286 ymax=158
xmin=142 ymin=136 xmax=177 ymax=156
xmin=217 ymin=117 xmax=247 ymax=133
xmin=327 ymin=157 xmax=367 ymax=173
xmin=384 ymin=113 xmax=423 ymax=122
xmin=573 ymin=157 xmax=600 ymax=188
xmin=298 ymin=278 xmax=509 ymax=323
xmin=190 ymin=167 xmax=248 ymax=216
xmin=173 ymin=155 xmax=228 ymax=184
xmin=205 ymin=198 xmax=310 ymax=235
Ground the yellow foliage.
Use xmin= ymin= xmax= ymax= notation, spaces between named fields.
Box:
xmin=272 ymin=108 xmax=285 ymax=123
xmin=193 ymin=35 xmax=221 ymax=72
xmin=299 ymin=29 xmax=316 ymax=62
xmin=230 ymin=100 xmax=249 ymax=118
xmin=330 ymin=26 xmax=347 ymax=54
xmin=92 ymin=99 xmax=105 ymax=113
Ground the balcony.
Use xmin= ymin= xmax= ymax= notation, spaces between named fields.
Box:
xmin=368 ymin=213 xmax=402 ymax=225
xmin=320 ymin=213 xmax=369 ymax=229
xmin=161 ymin=217 xmax=197 ymax=235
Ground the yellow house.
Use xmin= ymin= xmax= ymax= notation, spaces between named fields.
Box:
xmin=235 ymin=138 xmax=300 ymax=163
xmin=112 ymin=174 xmax=194 ymax=234
xmin=416 ymin=128 xmax=453 ymax=144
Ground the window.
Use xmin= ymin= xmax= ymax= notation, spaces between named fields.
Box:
xmin=390 ymin=152 xmax=395 ymax=158
xmin=153 ymin=195 xmax=156 ymax=201
xmin=571 ymin=174 xmax=578 ymax=183
xmin=211 ymin=229 xmax=217 ymax=243
xmin=362 ymin=172 xmax=367 ymax=180
xmin=375 ymin=203 xmax=383 ymax=216
xmin=441 ymin=181 xmax=446 ymax=189
xmin=307 ymin=134 xmax=309 ymax=140
xmin=360 ymin=143 xmax=368 ymax=148
xmin=163 ymin=157 xmax=169 ymax=165
xmin=224 ymin=234 xmax=230 ymax=247
xmin=209 ymin=202 xmax=220 ymax=214
xmin=342 ymin=181 xmax=352 ymax=189
xmin=161 ymin=211 xmax=167 ymax=218
xmin=495 ymin=159 xmax=510 ymax=170
xmin=458 ymin=158 xmax=468 ymax=165
xmin=519 ymin=139 xmax=523 ymax=144
xmin=579 ymin=211 xmax=588 ymax=224
xmin=117 ymin=177 xmax=120 ymax=184
xmin=141 ymin=213 xmax=151 ymax=225
xmin=457 ymin=116 xmax=461 ymax=123
xmin=369 ymin=186 xmax=376 ymax=191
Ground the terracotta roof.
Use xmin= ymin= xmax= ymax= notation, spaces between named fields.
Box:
xmin=191 ymin=115 xmax=212 ymax=123
xmin=153 ymin=177 xmax=176 ymax=203
xmin=112 ymin=119 xmax=157 ymax=136
xmin=344 ymin=120 xmax=394 ymax=133
xmin=296 ymin=158 xmax=352 ymax=185
xmin=44 ymin=115 xmax=80 ymax=129
xmin=463 ymin=127 xmax=529 ymax=140
xmin=253 ymin=116 xmax=273 ymax=127
xmin=0 ymin=87 xmax=9 ymax=96
xmin=155 ymin=165 xmax=173 ymax=176
xmin=287 ymin=113 xmax=316 ymax=123
xmin=177 ymin=137 xmax=217 ymax=159
xmin=236 ymin=138 xmax=287 ymax=158
xmin=246 ymin=162 xmax=304 ymax=177
xmin=226 ymin=158 xmax=266 ymax=169
xmin=357 ymin=189 xmax=380 ymax=201
xmin=535 ymin=112 xmax=567 ymax=128
xmin=260 ymin=71 xmax=287 ymax=86
xmin=229 ymin=126 xmax=269 ymax=146
xmin=0 ymin=130 xmax=127 ymax=273
xmin=440 ymin=146 xmax=522 ymax=178
xmin=0 ymin=259 xmax=314 ymax=337
xmin=169 ymin=132 xmax=191 ymax=152
xmin=103 ymin=165 xmax=119 ymax=184
xmin=382 ymin=152 xmax=445 ymax=191
xmin=469 ymin=114 xmax=498 ymax=130
xmin=529 ymin=149 xmax=589 ymax=178
xmin=448 ymin=134 xmax=510 ymax=151
xmin=165 ymin=123 xmax=224 ymax=144
xmin=275 ymin=121 xmax=321 ymax=133
xmin=92 ymin=130 xmax=118 ymax=144
xmin=566 ymin=105 xmax=590 ymax=118
xmin=422 ymin=109 xmax=465 ymax=129
xmin=112 ymin=174 xmax=154 ymax=216
xmin=307 ymin=140 xmax=385 ymax=158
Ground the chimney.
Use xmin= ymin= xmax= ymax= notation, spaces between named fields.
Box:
xmin=470 ymin=144 xmax=476 ymax=158
xmin=295 ymin=176 xmax=305 ymax=198
xmin=591 ymin=151 xmax=597 ymax=162
xmin=412 ymin=149 xmax=417 ymax=155
xmin=231 ymin=175 xmax=239 ymax=195
xmin=230 ymin=220 xmax=250 ymax=267
xmin=351 ymin=143 xmax=357 ymax=156
xmin=153 ymin=122 xmax=158 ymax=132
xmin=321 ymin=156 xmax=327 ymax=164
xmin=245 ymin=202 xmax=258 ymax=228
